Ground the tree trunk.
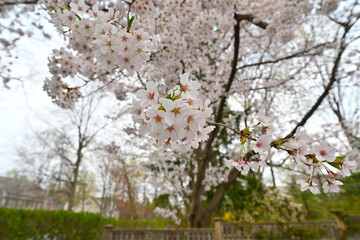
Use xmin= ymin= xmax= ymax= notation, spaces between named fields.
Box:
xmin=67 ymin=142 xmax=83 ymax=211
xmin=67 ymin=181 xmax=76 ymax=211
xmin=120 ymin=158 xmax=138 ymax=220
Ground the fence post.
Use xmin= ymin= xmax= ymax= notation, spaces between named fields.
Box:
xmin=104 ymin=224 xmax=113 ymax=240
xmin=214 ymin=217 xmax=224 ymax=240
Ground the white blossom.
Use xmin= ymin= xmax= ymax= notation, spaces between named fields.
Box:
xmin=340 ymin=155 xmax=357 ymax=177
xmin=296 ymin=179 xmax=320 ymax=194
xmin=322 ymin=180 xmax=343 ymax=193
xmin=314 ymin=142 xmax=335 ymax=162
xmin=253 ymin=135 xmax=272 ymax=153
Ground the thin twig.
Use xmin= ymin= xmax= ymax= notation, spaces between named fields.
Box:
xmin=206 ymin=121 xmax=256 ymax=141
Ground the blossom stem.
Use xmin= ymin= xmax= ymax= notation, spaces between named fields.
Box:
xmin=206 ymin=121 xmax=256 ymax=141
xmin=319 ymin=166 xmax=330 ymax=183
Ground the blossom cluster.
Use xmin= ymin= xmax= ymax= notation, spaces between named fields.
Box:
xmin=154 ymin=207 xmax=181 ymax=225
xmin=131 ymin=73 xmax=215 ymax=150
xmin=287 ymin=133 xmax=358 ymax=194
xmin=226 ymin=111 xmax=272 ymax=174
xmin=227 ymin=111 xmax=357 ymax=194
xmin=43 ymin=75 xmax=81 ymax=109
xmin=41 ymin=0 xmax=152 ymax=107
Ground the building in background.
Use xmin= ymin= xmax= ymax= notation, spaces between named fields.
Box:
xmin=0 ymin=176 xmax=61 ymax=210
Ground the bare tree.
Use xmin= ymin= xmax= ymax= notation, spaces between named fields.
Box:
xmin=17 ymin=95 xmax=119 ymax=210
xmin=96 ymin=142 xmax=145 ymax=219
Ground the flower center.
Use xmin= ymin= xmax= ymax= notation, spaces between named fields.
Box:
xmin=171 ymin=107 xmax=181 ymax=115
xmin=155 ymin=115 xmax=162 ymax=122
xmin=148 ymin=92 xmax=155 ymax=100
xmin=320 ymin=150 xmax=327 ymax=156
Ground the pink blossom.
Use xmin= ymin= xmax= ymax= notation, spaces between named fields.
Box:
xmin=296 ymin=179 xmax=320 ymax=194
xmin=314 ymin=142 xmax=335 ymax=162
xmin=180 ymin=72 xmax=201 ymax=98
xmin=162 ymin=99 xmax=191 ymax=126
xmin=253 ymin=135 xmax=272 ymax=153
xmin=322 ymin=180 xmax=343 ymax=193
xmin=340 ymin=155 xmax=357 ymax=177
xmin=257 ymin=110 xmax=271 ymax=126
xmin=136 ymin=81 xmax=159 ymax=107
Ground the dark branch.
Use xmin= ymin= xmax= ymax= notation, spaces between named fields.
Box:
xmin=234 ymin=13 xmax=268 ymax=29
xmin=283 ymin=30 xmax=350 ymax=140
xmin=236 ymin=42 xmax=332 ymax=71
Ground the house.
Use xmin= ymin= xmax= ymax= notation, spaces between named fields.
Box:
xmin=73 ymin=196 xmax=101 ymax=214
xmin=0 ymin=176 xmax=61 ymax=210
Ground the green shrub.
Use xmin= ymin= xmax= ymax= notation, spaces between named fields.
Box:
xmin=0 ymin=208 xmax=169 ymax=240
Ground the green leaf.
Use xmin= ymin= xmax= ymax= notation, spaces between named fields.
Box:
xmin=75 ymin=14 xmax=82 ymax=20
xmin=335 ymin=155 xmax=346 ymax=163
xmin=241 ymin=126 xmax=250 ymax=135
xmin=127 ymin=16 xmax=135 ymax=32
xmin=327 ymin=161 xmax=341 ymax=170
xmin=158 ymin=105 xmax=166 ymax=111
xmin=274 ymin=139 xmax=285 ymax=146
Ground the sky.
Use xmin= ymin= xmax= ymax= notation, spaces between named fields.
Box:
xmin=0 ymin=10 xmax=62 ymax=175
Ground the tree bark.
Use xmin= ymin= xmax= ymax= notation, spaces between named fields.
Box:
xmin=120 ymin=158 xmax=138 ymax=220
xmin=67 ymin=141 xmax=83 ymax=211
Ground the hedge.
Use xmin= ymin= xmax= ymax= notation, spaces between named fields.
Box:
xmin=0 ymin=208 xmax=169 ymax=240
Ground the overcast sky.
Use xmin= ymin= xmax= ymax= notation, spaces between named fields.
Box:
xmin=0 ymin=11 xmax=63 ymax=175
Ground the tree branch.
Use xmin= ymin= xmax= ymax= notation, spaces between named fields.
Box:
xmin=283 ymin=28 xmax=350 ymax=140
xmin=234 ymin=13 xmax=268 ymax=29
xmin=236 ymin=42 xmax=333 ymax=71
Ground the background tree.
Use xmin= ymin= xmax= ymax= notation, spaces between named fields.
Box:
xmin=17 ymin=95 xmax=121 ymax=210
xmin=96 ymin=141 xmax=150 ymax=219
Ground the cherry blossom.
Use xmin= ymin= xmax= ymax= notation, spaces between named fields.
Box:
xmin=145 ymin=106 xmax=166 ymax=133
xmin=131 ymin=99 xmax=145 ymax=122
xmin=253 ymin=135 xmax=272 ymax=154
xmin=340 ymin=155 xmax=357 ymax=177
xmin=296 ymin=179 xmax=320 ymax=195
xmin=229 ymin=157 xmax=250 ymax=174
xmin=314 ymin=142 xmax=336 ymax=162
xmin=322 ymin=180 xmax=343 ymax=193
xmin=180 ymin=72 xmax=201 ymax=98
xmin=257 ymin=110 xmax=272 ymax=127
xmin=132 ymin=73 xmax=214 ymax=149
xmin=292 ymin=127 xmax=309 ymax=147
xmin=136 ymin=81 xmax=159 ymax=107
xmin=162 ymin=99 xmax=191 ymax=126
xmin=249 ymin=158 xmax=268 ymax=172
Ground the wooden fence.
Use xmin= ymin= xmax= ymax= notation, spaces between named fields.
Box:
xmin=104 ymin=226 xmax=214 ymax=240
xmin=221 ymin=221 xmax=338 ymax=240
xmin=104 ymin=219 xmax=340 ymax=240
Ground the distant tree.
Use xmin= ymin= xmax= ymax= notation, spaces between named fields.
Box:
xmin=74 ymin=170 xmax=97 ymax=212
xmin=17 ymin=95 xmax=121 ymax=210
xmin=96 ymin=142 xmax=147 ymax=219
